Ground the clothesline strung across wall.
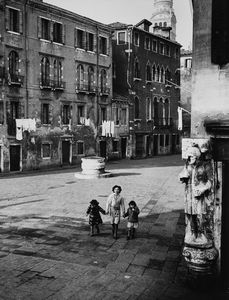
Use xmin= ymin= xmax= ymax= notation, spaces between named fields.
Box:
xmin=16 ymin=118 xmax=36 ymax=141
xmin=102 ymin=120 xmax=115 ymax=137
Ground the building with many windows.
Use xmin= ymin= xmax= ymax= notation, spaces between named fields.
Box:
xmin=110 ymin=19 xmax=181 ymax=158
xmin=0 ymin=0 xmax=112 ymax=172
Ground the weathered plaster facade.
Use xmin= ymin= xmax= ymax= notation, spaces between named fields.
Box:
xmin=0 ymin=0 xmax=113 ymax=172
xmin=111 ymin=20 xmax=181 ymax=159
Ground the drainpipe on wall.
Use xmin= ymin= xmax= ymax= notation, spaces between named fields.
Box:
xmin=24 ymin=0 xmax=29 ymax=118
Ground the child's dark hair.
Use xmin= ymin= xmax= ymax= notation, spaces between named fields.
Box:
xmin=129 ymin=201 xmax=136 ymax=207
xmin=112 ymin=185 xmax=122 ymax=192
xmin=90 ymin=199 xmax=99 ymax=206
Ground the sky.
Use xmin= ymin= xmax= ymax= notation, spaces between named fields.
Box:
xmin=45 ymin=0 xmax=193 ymax=49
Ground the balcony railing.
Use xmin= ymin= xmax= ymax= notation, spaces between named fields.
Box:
xmin=100 ymin=87 xmax=110 ymax=95
xmin=154 ymin=118 xmax=173 ymax=127
xmin=8 ymin=73 xmax=24 ymax=86
xmin=76 ymin=84 xmax=98 ymax=94
xmin=132 ymin=118 xmax=173 ymax=132
xmin=51 ymin=80 xmax=66 ymax=90
xmin=40 ymin=78 xmax=52 ymax=89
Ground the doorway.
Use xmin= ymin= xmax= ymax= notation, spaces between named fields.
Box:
xmin=121 ymin=138 xmax=127 ymax=158
xmin=153 ymin=135 xmax=158 ymax=156
xmin=172 ymin=134 xmax=176 ymax=154
xmin=146 ymin=136 xmax=150 ymax=157
xmin=100 ymin=141 xmax=106 ymax=158
xmin=62 ymin=141 xmax=70 ymax=164
xmin=135 ymin=135 xmax=144 ymax=158
xmin=10 ymin=145 xmax=20 ymax=171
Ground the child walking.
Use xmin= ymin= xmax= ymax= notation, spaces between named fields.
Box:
xmin=124 ymin=201 xmax=140 ymax=240
xmin=86 ymin=199 xmax=106 ymax=236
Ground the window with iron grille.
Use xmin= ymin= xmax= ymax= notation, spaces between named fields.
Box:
xmin=41 ymin=103 xmax=50 ymax=124
xmin=42 ymin=143 xmax=51 ymax=158
xmin=41 ymin=18 xmax=50 ymax=40
xmin=100 ymin=37 xmax=107 ymax=55
xmin=77 ymin=141 xmax=84 ymax=155
xmin=53 ymin=22 xmax=63 ymax=43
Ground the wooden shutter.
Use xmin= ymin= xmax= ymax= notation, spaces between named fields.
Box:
xmin=50 ymin=21 xmax=54 ymax=41
xmin=19 ymin=101 xmax=25 ymax=118
xmin=5 ymin=7 xmax=9 ymax=31
xmin=19 ymin=10 xmax=23 ymax=34
xmin=37 ymin=16 xmax=41 ymax=38
xmin=62 ymin=24 xmax=66 ymax=44
xmin=48 ymin=103 xmax=52 ymax=124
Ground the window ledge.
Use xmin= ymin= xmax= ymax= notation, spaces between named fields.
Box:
xmin=76 ymin=47 xmax=86 ymax=51
xmin=7 ymin=30 xmax=21 ymax=35
xmin=40 ymin=39 xmax=51 ymax=43
xmin=146 ymin=80 xmax=152 ymax=84
xmin=53 ymin=42 xmax=64 ymax=46
xmin=133 ymin=78 xmax=142 ymax=82
xmin=87 ymin=50 xmax=95 ymax=54
xmin=134 ymin=119 xmax=142 ymax=122
xmin=100 ymin=53 xmax=108 ymax=57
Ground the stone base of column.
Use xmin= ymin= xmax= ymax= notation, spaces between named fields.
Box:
xmin=183 ymin=245 xmax=219 ymax=289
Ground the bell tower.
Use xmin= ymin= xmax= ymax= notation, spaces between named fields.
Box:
xmin=150 ymin=0 xmax=177 ymax=41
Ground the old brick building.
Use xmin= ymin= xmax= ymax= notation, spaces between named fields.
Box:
xmin=111 ymin=19 xmax=181 ymax=159
xmin=0 ymin=0 xmax=112 ymax=172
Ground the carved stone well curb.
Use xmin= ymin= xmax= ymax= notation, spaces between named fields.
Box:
xmin=74 ymin=156 xmax=112 ymax=179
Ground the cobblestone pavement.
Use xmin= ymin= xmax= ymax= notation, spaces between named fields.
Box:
xmin=0 ymin=155 xmax=225 ymax=300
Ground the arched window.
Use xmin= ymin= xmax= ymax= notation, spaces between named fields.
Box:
xmin=159 ymin=22 xmax=162 ymax=27
xmin=152 ymin=65 xmax=156 ymax=81
xmin=156 ymin=65 xmax=160 ymax=82
xmin=41 ymin=57 xmax=50 ymax=86
xmin=155 ymin=23 xmax=158 ymax=27
xmin=163 ymin=22 xmax=167 ymax=27
xmin=175 ymin=69 xmax=180 ymax=85
xmin=146 ymin=97 xmax=151 ymax=120
xmin=146 ymin=63 xmax=151 ymax=81
xmin=134 ymin=96 xmax=140 ymax=119
xmin=88 ymin=66 xmax=94 ymax=91
xmin=165 ymin=67 xmax=171 ymax=83
xmin=134 ymin=58 xmax=140 ymax=78
xmin=153 ymin=97 xmax=158 ymax=125
xmin=164 ymin=98 xmax=170 ymax=125
xmin=54 ymin=59 xmax=62 ymax=87
xmin=101 ymin=69 xmax=107 ymax=93
xmin=9 ymin=51 xmax=19 ymax=76
xmin=160 ymin=67 xmax=165 ymax=83
xmin=77 ymin=64 xmax=84 ymax=89
xmin=159 ymin=98 xmax=164 ymax=124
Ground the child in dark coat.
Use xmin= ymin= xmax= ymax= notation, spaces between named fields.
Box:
xmin=86 ymin=199 xmax=106 ymax=236
xmin=124 ymin=201 xmax=140 ymax=240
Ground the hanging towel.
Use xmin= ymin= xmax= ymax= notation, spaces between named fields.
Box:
xmin=16 ymin=119 xmax=23 ymax=140
xmin=178 ymin=107 xmax=182 ymax=131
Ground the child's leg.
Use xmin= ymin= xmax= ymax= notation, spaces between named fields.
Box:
xmin=131 ymin=228 xmax=135 ymax=239
xmin=112 ymin=223 xmax=115 ymax=236
xmin=114 ymin=224 xmax=118 ymax=239
xmin=127 ymin=228 xmax=131 ymax=240
xmin=90 ymin=225 xmax=94 ymax=236
xmin=95 ymin=224 xmax=100 ymax=234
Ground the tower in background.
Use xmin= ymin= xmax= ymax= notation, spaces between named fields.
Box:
xmin=150 ymin=0 xmax=177 ymax=41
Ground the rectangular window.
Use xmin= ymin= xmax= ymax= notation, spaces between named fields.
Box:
xmin=62 ymin=104 xmax=70 ymax=125
xmin=165 ymin=134 xmax=169 ymax=146
xmin=77 ymin=105 xmax=84 ymax=124
xmin=159 ymin=43 xmax=164 ymax=55
xmin=117 ymin=31 xmax=126 ymax=45
xmin=160 ymin=134 xmax=164 ymax=147
xmin=9 ymin=7 xmax=20 ymax=33
xmin=175 ymin=48 xmax=179 ymax=59
xmin=88 ymin=33 xmax=94 ymax=51
xmin=101 ymin=107 xmax=106 ymax=123
xmin=53 ymin=22 xmax=63 ymax=43
xmin=112 ymin=140 xmax=118 ymax=152
xmin=77 ymin=29 xmax=84 ymax=49
xmin=145 ymin=37 xmax=150 ymax=50
xmin=100 ymin=36 xmax=107 ymax=55
xmin=0 ymin=102 xmax=3 ymax=124
xmin=134 ymin=32 xmax=139 ymax=46
xmin=41 ymin=103 xmax=50 ymax=124
xmin=41 ymin=18 xmax=50 ymax=40
xmin=185 ymin=58 xmax=192 ymax=68
xmin=121 ymin=108 xmax=127 ymax=125
xmin=165 ymin=45 xmax=170 ymax=56
xmin=77 ymin=141 xmax=84 ymax=155
xmin=42 ymin=143 xmax=51 ymax=158
xmin=152 ymin=40 xmax=157 ymax=52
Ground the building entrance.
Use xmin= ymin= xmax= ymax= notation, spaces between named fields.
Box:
xmin=10 ymin=145 xmax=20 ymax=171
